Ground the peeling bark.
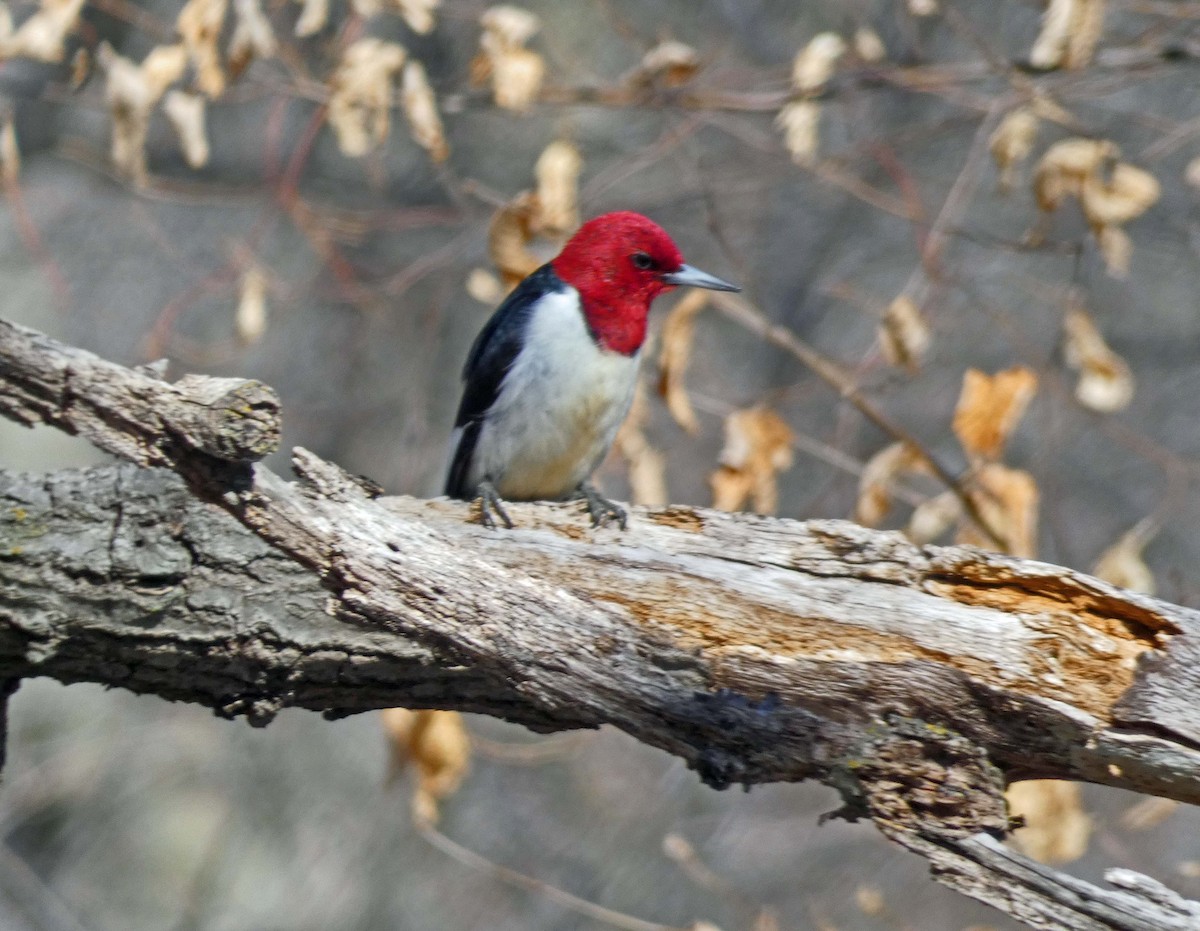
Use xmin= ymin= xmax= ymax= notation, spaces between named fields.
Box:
xmin=3 ymin=317 xmax=1200 ymax=930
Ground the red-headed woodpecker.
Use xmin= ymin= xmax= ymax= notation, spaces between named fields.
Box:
xmin=445 ymin=211 xmax=740 ymax=529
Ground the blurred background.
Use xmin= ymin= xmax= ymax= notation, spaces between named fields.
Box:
xmin=2 ymin=0 xmax=1200 ymax=927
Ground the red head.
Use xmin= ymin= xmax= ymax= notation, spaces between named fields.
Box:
xmin=550 ymin=212 xmax=688 ymax=356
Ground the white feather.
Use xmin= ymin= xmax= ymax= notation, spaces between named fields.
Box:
xmin=465 ymin=287 xmax=638 ymax=500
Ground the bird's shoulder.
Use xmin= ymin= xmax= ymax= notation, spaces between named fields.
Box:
xmin=455 ymin=263 xmax=568 ymax=426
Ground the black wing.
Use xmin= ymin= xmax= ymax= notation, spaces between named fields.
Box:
xmin=444 ymin=264 xmax=566 ymax=498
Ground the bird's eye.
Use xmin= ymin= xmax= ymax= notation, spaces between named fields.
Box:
xmin=631 ymin=252 xmax=654 ymax=270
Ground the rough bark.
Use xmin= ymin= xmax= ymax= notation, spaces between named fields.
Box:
xmin=3 ymin=317 xmax=1200 ymax=930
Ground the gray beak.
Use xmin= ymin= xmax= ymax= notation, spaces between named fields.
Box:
xmin=662 ymin=263 xmax=741 ymax=292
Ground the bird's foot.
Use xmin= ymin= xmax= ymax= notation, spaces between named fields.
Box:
xmin=573 ymin=483 xmax=627 ymax=530
xmin=475 ymin=480 xmax=514 ymax=529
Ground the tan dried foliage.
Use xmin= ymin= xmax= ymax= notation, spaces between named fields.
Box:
xmin=614 ymin=381 xmax=668 ymax=507
xmin=1093 ymin=524 xmax=1156 ymax=595
xmin=69 ymin=46 xmax=90 ymax=88
xmin=1063 ymin=302 xmax=1133 ymax=412
xmin=488 ymin=192 xmax=542 ymax=288
xmin=711 ymin=408 xmax=794 ymax=515
xmin=0 ymin=117 xmax=18 ymax=185
xmin=907 ymin=0 xmax=939 ymax=14
xmin=854 ymin=885 xmax=885 ymax=916
xmin=776 ymin=100 xmax=820 ymax=167
xmin=475 ymin=5 xmax=543 ymax=111
xmin=656 ymin=290 xmax=709 ymax=435
xmin=293 ymin=0 xmax=328 ymax=36
xmin=989 ymin=107 xmax=1039 ymax=191
xmin=1007 ymin=780 xmax=1091 ymax=864
xmin=465 ymin=267 xmax=504 ymax=305
xmin=533 ymin=139 xmax=581 ymax=236
xmin=1033 ymin=138 xmax=1156 ymax=276
xmin=163 ymin=90 xmax=210 ymax=168
xmin=852 ymin=28 xmax=886 ymax=63
xmin=98 ymin=42 xmax=189 ymax=184
xmin=958 ymin=462 xmax=1040 ymax=558
xmin=1030 ymin=0 xmax=1106 ymax=70
xmin=327 ymin=38 xmax=407 ymax=157
xmin=791 ymin=32 xmax=845 ymax=93
xmin=394 ymin=0 xmax=439 ymax=34
xmin=1120 ymin=796 xmax=1177 ymax=831
xmin=1080 ymin=161 xmax=1159 ymax=229
xmin=1186 ymin=156 xmax=1200 ymax=190
xmin=856 ymin=441 xmax=929 ymax=527
xmin=177 ymin=0 xmax=229 ymax=96
xmin=228 ymin=0 xmax=276 ymax=78
xmin=953 ymin=367 xmax=1037 ymax=463
xmin=635 ymin=39 xmax=701 ymax=87
xmin=907 ymin=489 xmax=961 ymax=545
xmin=0 ymin=0 xmax=85 ymax=63
xmin=381 ymin=708 xmax=471 ymax=825
xmin=878 ymin=294 xmax=930 ymax=372
xmin=236 ymin=264 xmax=269 ymax=345
xmin=400 ymin=60 xmax=448 ymax=162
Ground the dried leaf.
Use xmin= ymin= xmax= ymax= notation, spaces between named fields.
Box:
xmin=488 ymin=191 xmax=541 ymax=288
xmin=162 ymin=90 xmax=210 ymax=168
xmin=0 ymin=0 xmax=85 ymax=63
xmin=293 ymin=0 xmax=327 ymax=36
xmin=400 ymin=60 xmax=448 ymax=162
xmin=958 ymin=462 xmax=1039 ymax=557
xmin=1069 ymin=0 xmax=1104 ymax=68
xmin=656 ymin=290 xmax=708 ymax=435
xmin=952 ymin=367 xmax=1037 ymax=462
xmin=711 ymin=408 xmax=793 ymax=515
xmin=236 ymin=263 xmax=268 ymax=344
xmin=907 ymin=0 xmax=938 ymax=14
xmin=69 ymin=46 xmax=90 ymax=88
xmin=1120 ymin=796 xmax=1177 ymax=831
xmin=1186 ymin=156 xmax=1200 ymax=190
xmin=1032 ymin=137 xmax=1118 ymax=213
xmin=1094 ymin=223 xmax=1132 ymax=278
xmin=635 ymin=39 xmax=701 ymax=87
xmin=989 ymin=107 xmax=1038 ymax=192
xmin=853 ymin=28 xmax=886 ymax=62
xmin=381 ymin=708 xmax=470 ymax=826
xmin=907 ymin=489 xmax=961 ymax=544
xmin=776 ymin=100 xmax=820 ymax=167
xmin=533 ymin=139 xmax=581 ymax=236
xmin=1029 ymin=0 xmax=1076 ymax=69
xmin=1093 ymin=524 xmax=1155 ymax=594
xmin=1063 ymin=303 xmax=1133 ymax=411
xmin=790 ymin=32 xmax=845 ymax=94
xmin=394 ymin=0 xmax=438 ymax=34
xmin=177 ymin=0 xmax=229 ymax=97
xmin=856 ymin=441 xmax=928 ymax=526
xmin=1007 ymin=780 xmax=1091 ymax=864
xmin=854 ymin=885 xmax=884 ymax=916
xmin=479 ymin=5 xmax=543 ymax=111
xmin=97 ymin=42 xmax=189 ymax=183
xmin=1080 ymin=161 xmax=1159 ymax=229
xmin=614 ymin=381 xmax=668 ymax=507
xmin=465 ymin=267 xmax=504 ymax=305
xmin=327 ymin=38 xmax=407 ymax=157
xmin=228 ymin=0 xmax=276 ymax=78
xmin=0 ymin=117 xmax=18 ymax=185
xmin=878 ymin=294 xmax=930 ymax=371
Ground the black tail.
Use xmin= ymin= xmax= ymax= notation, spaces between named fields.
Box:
xmin=444 ymin=421 xmax=482 ymax=499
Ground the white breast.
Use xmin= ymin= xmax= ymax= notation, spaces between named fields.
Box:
xmin=469 ymin=288 xmax=639 ymax=501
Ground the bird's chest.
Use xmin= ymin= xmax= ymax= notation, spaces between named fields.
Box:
xmin=486 ymin=298 xmax=639 ymax=498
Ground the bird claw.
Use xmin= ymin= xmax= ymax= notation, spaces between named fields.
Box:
xmin=574 ymin=484 xmax=627 ymax=530
xmin=476 ymin=481 xmax=514 ymax=529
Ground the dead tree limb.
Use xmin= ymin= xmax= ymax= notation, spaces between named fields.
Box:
xmin=2 ymin=317 xmax=1200 ymax=930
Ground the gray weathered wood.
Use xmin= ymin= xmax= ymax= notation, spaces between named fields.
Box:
xmin=3 ymin=315 xmax=1200 ymax=931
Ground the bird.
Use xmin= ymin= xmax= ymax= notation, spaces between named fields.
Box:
xmin=445 ymin=210 xmax=740 ymax=529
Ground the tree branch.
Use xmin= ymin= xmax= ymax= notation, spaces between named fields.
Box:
xmin=3 ymin=317 xmax=1200 ymax=930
